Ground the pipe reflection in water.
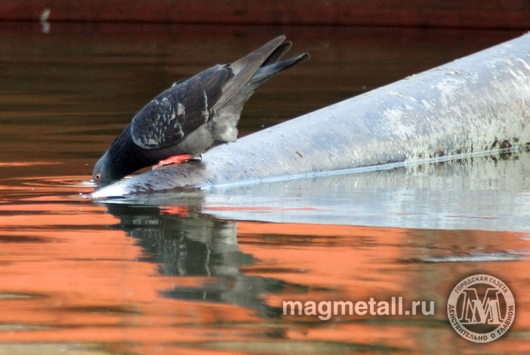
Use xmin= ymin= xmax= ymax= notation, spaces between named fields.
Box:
xmin=107 ymin=204 xmax=307 ymax=319
xmin=104 ymin=150 xmax=530 ymax=232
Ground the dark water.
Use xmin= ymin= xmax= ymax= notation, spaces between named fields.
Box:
xmin=1 ymin=22 xmax=529 ymax=354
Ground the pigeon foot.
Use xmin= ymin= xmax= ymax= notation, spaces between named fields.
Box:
xmin=153 ymin=154 xmax=194 ymax=169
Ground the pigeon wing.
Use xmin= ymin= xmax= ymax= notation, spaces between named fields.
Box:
xmin=130 ymin=65 xmax=229 ymax=149
xmin=211 ymin=35 xmax=286 ymax=112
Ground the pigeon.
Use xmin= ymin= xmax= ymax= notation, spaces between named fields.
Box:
xmin=92 ymin=35 xmax=309 ymax=185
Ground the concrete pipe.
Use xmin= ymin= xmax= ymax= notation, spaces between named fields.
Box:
xmin=92 ymin=33 xmax=530 ymax=200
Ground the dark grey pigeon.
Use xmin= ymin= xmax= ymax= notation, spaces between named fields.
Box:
xmin=92 ymin=35 xmax=309 ymax=185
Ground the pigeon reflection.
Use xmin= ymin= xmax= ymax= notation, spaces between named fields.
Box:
xmin=106 ymin=204 xmax=301 ymax=319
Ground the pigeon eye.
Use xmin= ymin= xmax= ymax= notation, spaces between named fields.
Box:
xmin=95 ymin=173 xmax=101 ymax=181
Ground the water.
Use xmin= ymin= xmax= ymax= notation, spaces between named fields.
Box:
xmin=1 ymin=22 xmax=530 ymax=353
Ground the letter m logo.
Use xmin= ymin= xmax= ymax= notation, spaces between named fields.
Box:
xmin=458 ymin=288 xmax=503 ymax=325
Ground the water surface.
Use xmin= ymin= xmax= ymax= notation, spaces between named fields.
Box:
xmin=1 ymin=22 xmax=529 ymax=354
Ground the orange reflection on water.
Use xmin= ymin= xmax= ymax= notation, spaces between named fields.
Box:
xmin=0 ymin=195 xmax=258 ymax=354
xmin=237 ymin=221 xmax=530 ymax=353
xmin=0 ymin=176 xmax=529 ymax=354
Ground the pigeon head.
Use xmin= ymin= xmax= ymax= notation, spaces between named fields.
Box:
xmin=92 ymin=151 xmax=114 ymax=185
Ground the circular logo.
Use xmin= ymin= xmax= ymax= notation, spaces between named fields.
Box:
xmin=447 ymin=274 xmax=515 ymax=343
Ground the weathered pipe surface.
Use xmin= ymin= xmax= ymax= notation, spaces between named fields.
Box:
xmin=92 ymin=33 xmax=530 ymax=199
